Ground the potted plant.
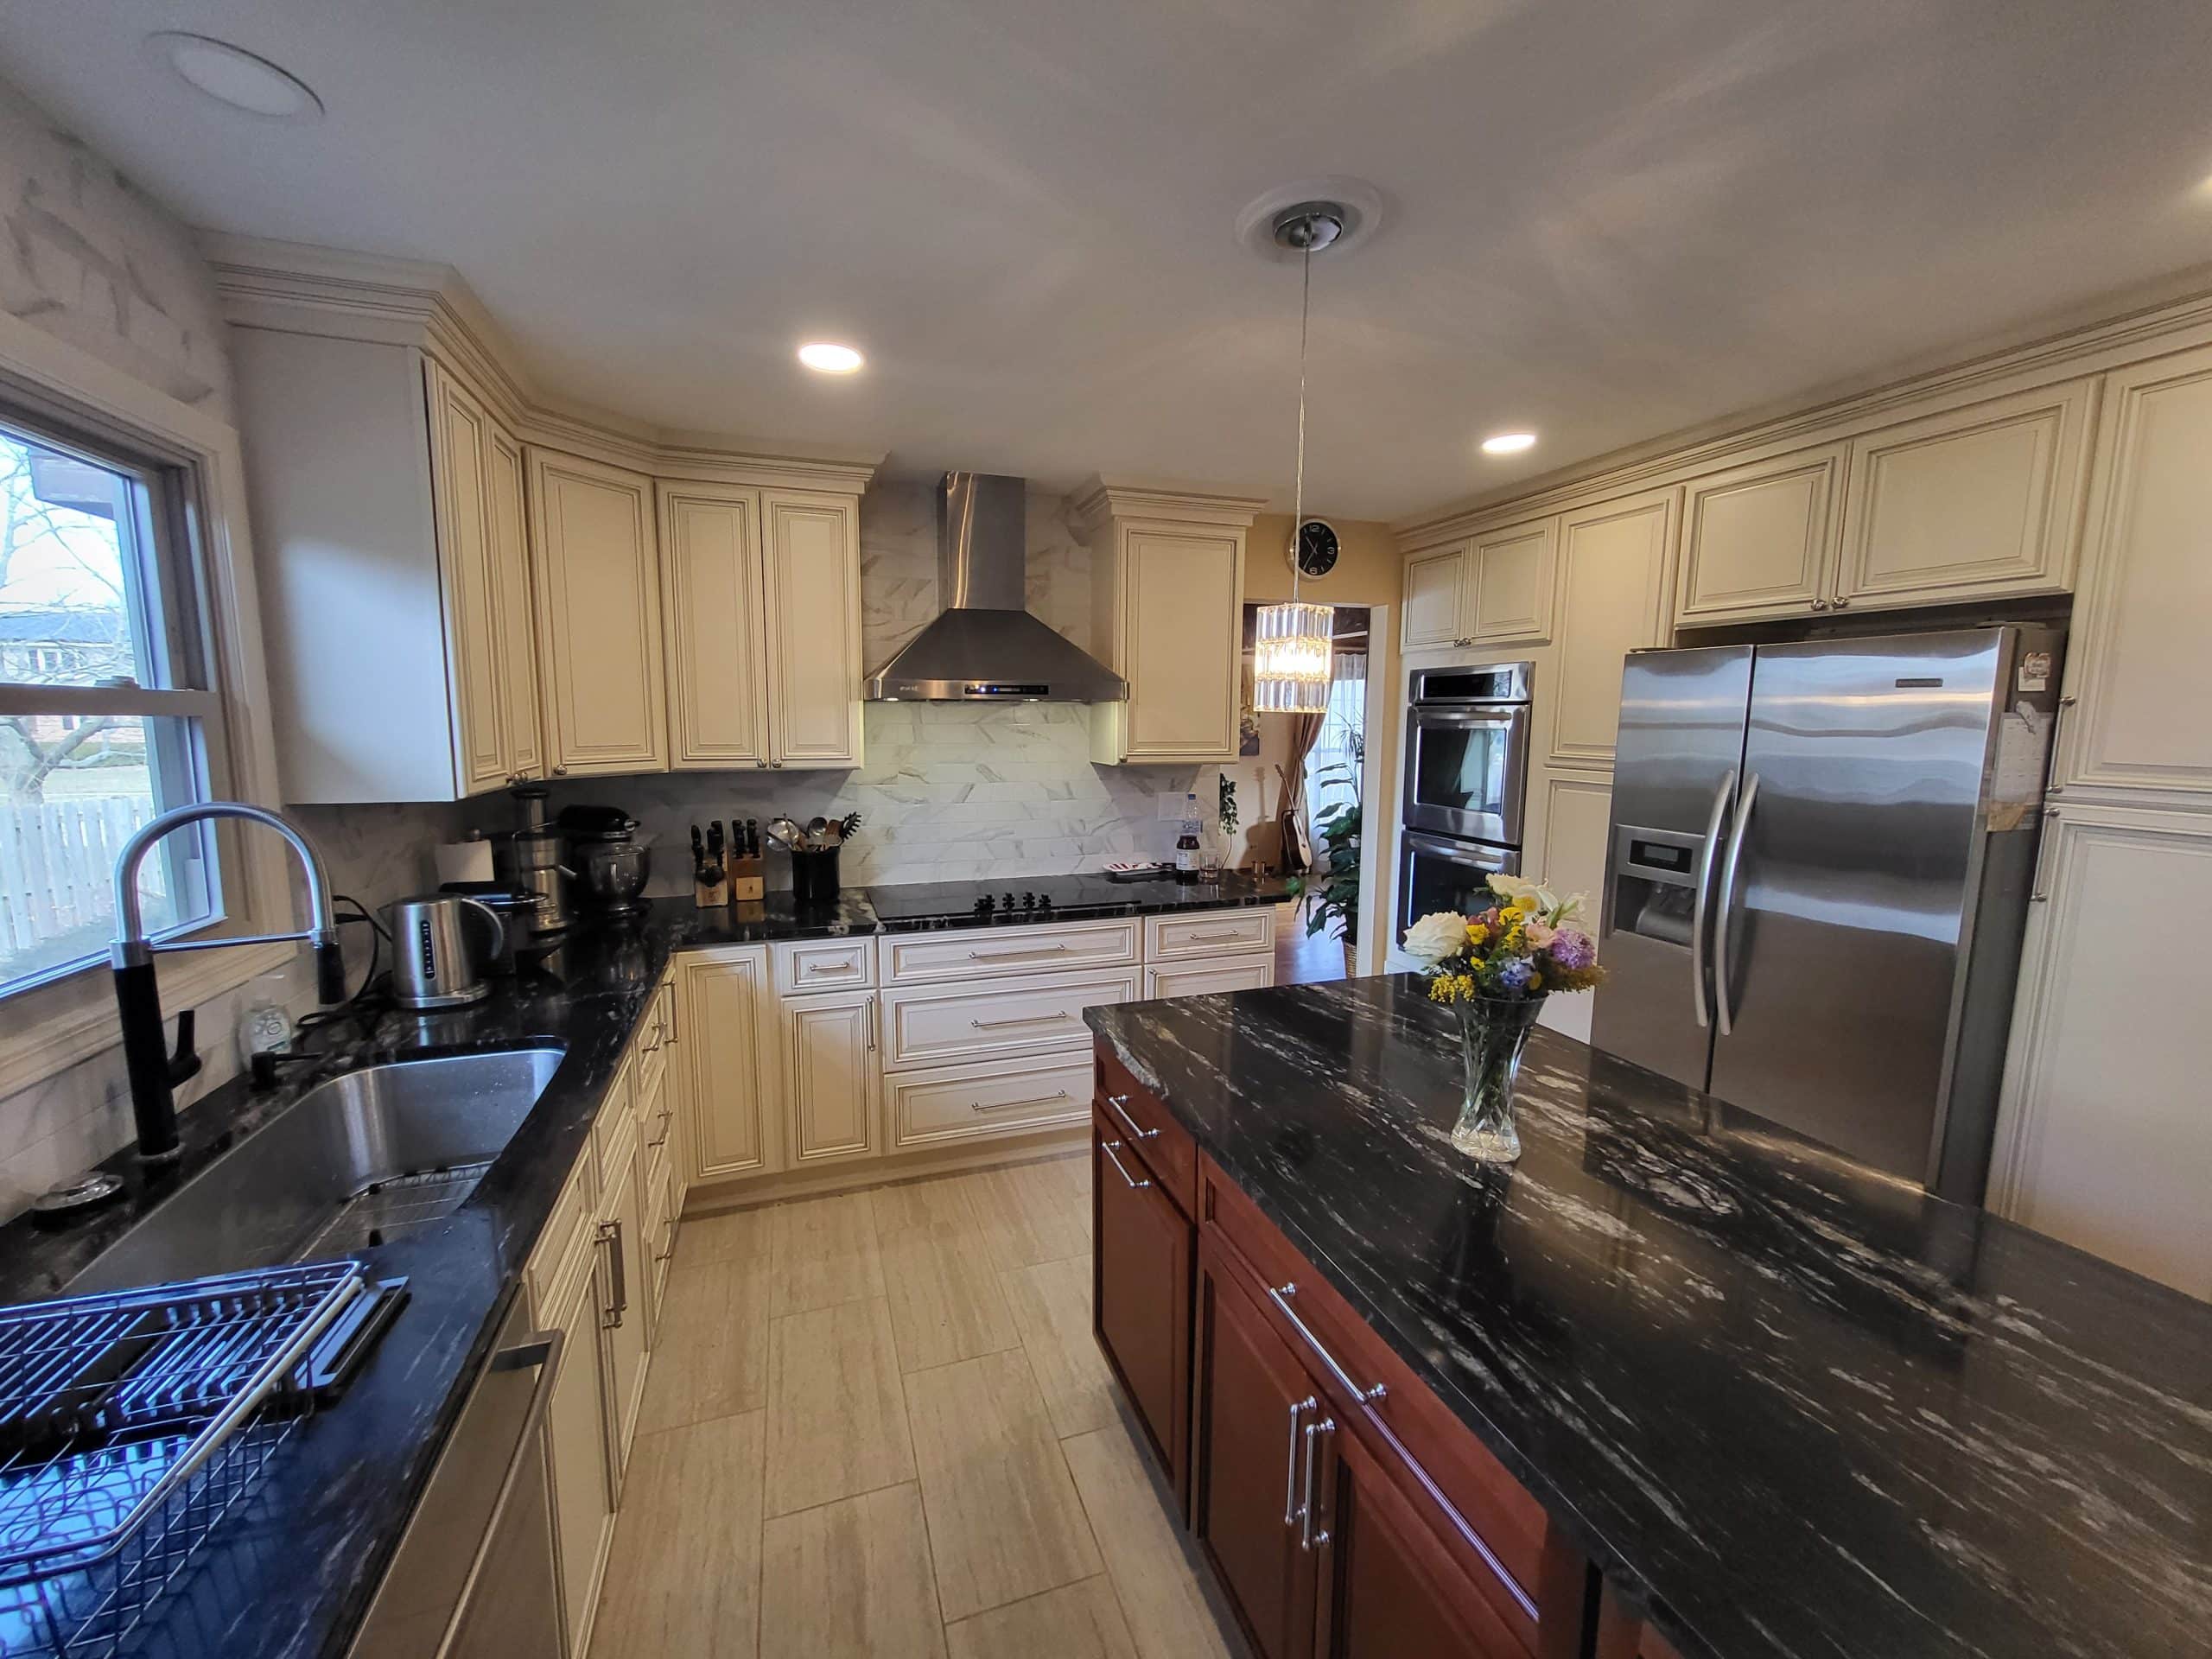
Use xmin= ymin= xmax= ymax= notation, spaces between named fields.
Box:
xmin=1287 ymin=740 xmax=1362 ymax=973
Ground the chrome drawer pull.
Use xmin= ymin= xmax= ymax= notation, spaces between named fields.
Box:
xmin=1100 ymin=1139 xmax=1150 ymax=1190
xmin=1267 ymin=1283 xmax=1386 ymax=1404
xmin=970 ymin=1090 xmax=1071 ymax=1114
xmin=1103 ymin=1092 xmax=1160 ymax=1141
xmin=1300 ymin=1418 xmax=1336 ymax=1549
xmin=1185 ymin=929 xmax=1243 ymax=943
xmin=1284 ymin=1395 xmax=1317 ymax=1523
xmin=966 ymin=944 xmax=1071 ymax=961
xmin=970 ymin=1012 xmax=1072 ymax=1029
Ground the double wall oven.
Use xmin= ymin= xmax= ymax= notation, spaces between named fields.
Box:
xmin=1397 ymin=662 xmax=1532 ymax=932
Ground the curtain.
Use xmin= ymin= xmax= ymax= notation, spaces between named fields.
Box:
xmin=1304 ymin=656 xmax=1368 ymax=832
xmin=1274 ymin=709 xmax=1326 ymax=871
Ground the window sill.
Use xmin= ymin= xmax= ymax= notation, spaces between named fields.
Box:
xmin=0 ymin=941 xmax=297 ymax=1103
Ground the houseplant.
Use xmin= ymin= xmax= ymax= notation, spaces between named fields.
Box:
xmin=1401 ymin=876 xmax=1605 ymax=1163
xmin=1286 ymin=747 xmax=1361 ymax=970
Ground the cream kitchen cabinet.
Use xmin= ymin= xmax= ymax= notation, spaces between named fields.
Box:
xmin=660 ymin=483 xmax=864 ymax=770
xmin=2052 ymin=344 xmax=2212 ymax=801
xmin=232 ymin=333 xmax=543 ymax=801
xmin=1399 ymin=520 xmax=1555 ymax=652
xmin=781 ymin=988 xmax=880 ymax=1166
xmin=1992 ymin=804 xmax=2212 ymax=1300
xmin=527 ymin=447 xmax=669 ymax=777
xmin=597 ymin=1129 xmax=652 ymax=1491
xmin=1401 ymin=541 xmax=1468 ymax=651
xmin=540 ymin=1223 xmax=615 ymax=1657
xmin=675 ymin=946 xmax=780 ymax=1182
xmin=1076 ymin=480 xmax=1263 ymax=765
xmin=1548 ymin=488 xmax=1679 ymax=768
xmin=1675 ymin=445 xmax=1845 ymax=622
xmin=1834 ymin=379 xmax=2094 ymax=609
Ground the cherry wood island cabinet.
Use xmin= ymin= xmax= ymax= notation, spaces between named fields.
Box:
xmin=1090 ymin=1041 xmax=1596 ymax=1659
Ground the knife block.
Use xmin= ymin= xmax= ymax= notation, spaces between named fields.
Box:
xmin=695 ymin=869 xmax=728 ymax=908
xmin=731 ymin=849 xmax=764 ymax=902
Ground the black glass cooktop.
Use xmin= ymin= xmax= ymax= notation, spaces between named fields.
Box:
xmin=863 ymin=873 xmax=1280 ymax=931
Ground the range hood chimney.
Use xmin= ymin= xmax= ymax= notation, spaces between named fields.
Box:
xmin=864 ymin=473 xmax=1128 ymax=702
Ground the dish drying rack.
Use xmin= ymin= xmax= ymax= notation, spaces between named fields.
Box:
xmin=0 ymin=1262 xmax=368 ymax=1658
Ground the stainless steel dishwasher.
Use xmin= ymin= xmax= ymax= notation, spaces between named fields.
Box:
xmin=349 ymin=1298 xmax=564 ymax=1658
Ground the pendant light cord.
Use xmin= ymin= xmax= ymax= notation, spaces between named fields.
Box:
xmin=1290 ymin=241 xmax=1311 ymax=606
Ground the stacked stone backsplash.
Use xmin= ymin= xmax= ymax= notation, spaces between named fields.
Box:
xmin=516 ymin=480 xmax=1220 ymax=889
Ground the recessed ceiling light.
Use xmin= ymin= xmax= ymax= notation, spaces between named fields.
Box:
xmin=798 ymin=342 xmax=865 ymax=374
xmin=150 ymin=33 xmax=322 ymax=120
xmin=1480 ymin=431 xmax=1538 ymax=455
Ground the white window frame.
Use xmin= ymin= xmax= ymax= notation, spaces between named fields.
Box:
xmin=0 ymin=308 xmax=292 ymax=1099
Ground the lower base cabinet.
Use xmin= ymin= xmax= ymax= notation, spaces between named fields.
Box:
xmin=1091 ymin=1106 xmax=1193 ymax=1496
xmin=543 ymin=1242 xmax=615 ymax=1654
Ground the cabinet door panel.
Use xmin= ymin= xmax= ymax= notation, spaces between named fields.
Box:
xmin=1193 ymin=1239 xmax=1318 ymax=1659
xmin=1468 ymin=518 xmax=1557 ymax=644
xmin=528 ymin=448 xmax=667 ymax=775
xmin=485 ymin=423 xmax=542 ymax=779
xmin=1092 ymin=1109 xmax=1193 ymax=1494
xmin=1124 ymin=526 xmax=1243 ymax=759
xmin=1836 ymin=380 xmax=2092 ymax=606
xmin=1676 ymin=447 xmax=1840 ymax=621
xmin=601 ymin=1141 xmax=651 ymax=1491
xmin=426 ymin=365 xmax=508 ymax=794
xmin=1548 ymin=490 xmax=1677 ymax=768
xmin=763 ymin=490 xmax=862 ymax=766
xmin=543 ymin=1253 xmax=613 ymax=1653
xmin=2059 ymin=346 xmax=2212 ymax=798
xmin=1993 ymin=808 xmax=2212 ymax=1300
xmin=679 ymin=950 xmax=778 ymax=1180
xmin=1402 ymin=543 xmax=1467 ymax=650
xmin=660 ymin=483 xmax=769 ymax=769
xmin=785 ymin=990 xmax=878 ymax=1165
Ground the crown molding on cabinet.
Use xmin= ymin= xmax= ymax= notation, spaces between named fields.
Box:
xmin=1068 ymin=474 xmax=1268 ymax=534
xmin=1394 ymin=264 xmax=2212 ymax=547
xmin=198 ymin=232 xmax=882 ymax=496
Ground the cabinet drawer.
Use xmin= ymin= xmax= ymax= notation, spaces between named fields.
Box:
xmin=1199 ymin=1157 xmax=1552 ymax=1650
xmin=772 ymin=937 xmax=874 ymax=995
xmin=1145 ymin=907 xmax=1274 ymax=962
xmin=888 ymin=1051 xmax=1095 ymax=1148
xmin=880 ymin=968 xmax=1138 ymax=1067
xmin=880 ymin=918 xmax=1141 ymax=985
xmin=528 ymin=1154 xmax=598 ymax=1314
xmin=594 ymin=1062 xmax=639 ymax=1189
xmin=1145 ymin=957 xmax=1273 ymax=1001
xmin=1094 ymin=1044 xmax=1197 ymax=1216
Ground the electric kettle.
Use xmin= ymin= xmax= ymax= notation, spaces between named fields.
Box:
xmin=385 ymin=893 xmax=507 ymax=1009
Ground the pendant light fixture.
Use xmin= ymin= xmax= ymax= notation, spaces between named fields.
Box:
xmin=1251 ymin=202 xmax=1341 ymax=715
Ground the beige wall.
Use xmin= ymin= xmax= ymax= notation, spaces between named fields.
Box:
xmin=1243 ymin=513 xmax=1400 ymax=607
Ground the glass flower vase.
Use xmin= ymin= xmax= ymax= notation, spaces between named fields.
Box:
xmin=1449 ymin=994 xmax=1546 ymax=1163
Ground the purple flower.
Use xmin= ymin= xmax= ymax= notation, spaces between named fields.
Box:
xmin=1548 ymin=929 xmax=1596 ymax=971
xmin=1495 ymin=957 xmax=1535 ymax=991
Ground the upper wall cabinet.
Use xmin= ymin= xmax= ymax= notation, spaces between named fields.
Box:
xmin=761 ymin=491 xmax=864 ymax=768
xmin=1075 ymin=480 xmax=1264 ymax=766
xmin=528 ymin=448 xmax=667 ymax=778
xmin=1548 ymin=488 xmax=1678 ymax=768
xmin=1401 ymin=541 xmax=1467 ymax=651
xmin=1834 ymin=379 xmax=2094 ymax=609
xmin=1400 ymin=519 xmax=1557 ymax=652
xmin=232 ymin=330 xmax=541 ymax=803
xmin=2056 ymin=345 xmax=2212 ymax=801
xmin=1675 ymin=445 xmax=1844 ymax=623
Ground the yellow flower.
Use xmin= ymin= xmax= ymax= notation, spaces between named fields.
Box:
xmin=1501 ymin=904 xmax=1528 ymax=924
xmin=1527 ymin=971 xmax=1543 ymax=991
xmin=1465 ymin=923 xmax=1490 ymax=947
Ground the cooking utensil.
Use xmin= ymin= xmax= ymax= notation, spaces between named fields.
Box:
xmin=804 ymin=817 xmax=830 ymax=847
xmin=766 ymin=817 xmax=803 ymax=850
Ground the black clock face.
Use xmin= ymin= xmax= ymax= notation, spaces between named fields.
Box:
xmin=1294 ymin=518 xmax=1340 ymax=578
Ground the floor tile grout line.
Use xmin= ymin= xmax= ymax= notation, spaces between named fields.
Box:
xmin=758 ymin=1472 xmax=929 ymax=1527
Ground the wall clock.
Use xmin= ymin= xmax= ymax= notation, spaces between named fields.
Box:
xmin=1287 ymin=518 xmax=1340 ymax=579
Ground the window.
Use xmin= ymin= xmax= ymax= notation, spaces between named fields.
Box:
xmin=0 ymin=410 xmax=232 ymax=998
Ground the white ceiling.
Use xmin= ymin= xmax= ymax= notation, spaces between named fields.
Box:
xmin=7 ymin=0 xmax=2212 ymax=520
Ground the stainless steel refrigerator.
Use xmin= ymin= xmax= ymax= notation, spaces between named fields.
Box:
xmin=1590 ymin=626 xmax=2064 ymax=1204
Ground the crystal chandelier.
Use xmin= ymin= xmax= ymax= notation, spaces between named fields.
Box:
xmin=1251 ymin=203 xmax=1338 ymax=715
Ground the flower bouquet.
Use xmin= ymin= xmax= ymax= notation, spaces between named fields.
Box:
xmin=1401 ymin=875 xmax=1605 ymax=1162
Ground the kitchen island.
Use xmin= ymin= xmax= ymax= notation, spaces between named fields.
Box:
xmin=1084 ymin=976 xmax=2212 ymax=1659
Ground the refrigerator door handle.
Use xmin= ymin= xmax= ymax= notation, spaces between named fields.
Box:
xmin=1712 ymin=772 xmax=1759 ymax=1037
xmin=1689 ymin=769 xmax=1737 ymax=1030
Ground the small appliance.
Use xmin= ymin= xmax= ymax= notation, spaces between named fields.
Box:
xmin=385 ymin=893 xmax=508 ymax=1009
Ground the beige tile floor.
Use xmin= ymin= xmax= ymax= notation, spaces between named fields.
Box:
xmin=588 ymin=1152 xmax=1247 ymax=1659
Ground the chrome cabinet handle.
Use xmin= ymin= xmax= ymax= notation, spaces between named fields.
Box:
xmin=1185 ymin=929 xmax=1242 ymax=944
xmin=1100 ymin=1139 xmax=1150 ymax=1190
xmin=1711 ymin=771 xmax=1759 ymax=1037
xmin=551 ymin=764 xmax=568 ymax=776
xmin=1689 ymin=769 xmax=1737 ymax=1032
xmin=967 ymin=944 xmax=1072 ymax=961
xmin=1810 ymin=599 xmax=1828 ymax=612
xmin=596 ymin=1219 xmax=626 ymax=1328
xmin=1103 ymin=1092 xmax=1159 ymax=1140
xmin=1831 ymin=593 xmax=1851 ymax=609
xmin=1283 ymin=1395 xmax=1317 ymax=1523
xmin=2031 ymin=806 xmax=2060 ymax=902
xmin=647 ymin=1107 xmax=672 ymax=1149
xmin=1300 ymin=1417 xmax=1336 ymax=1550
xmin=2043 ymin=693 xmax=2078 ymax=797
xmin=970 ymin=1012 xmax=1072 ymax=1029
xmin=1266 ymin=1283 xmax=1386 ymax=1404
xmin=971 ymin=1089 xmax=1069 ymax=1114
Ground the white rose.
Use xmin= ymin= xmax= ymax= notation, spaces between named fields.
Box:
xmin=1402 ymin=911 xmax=1471 ymax=968
xmin=1487 ymin=874 xmax=1541 ymax=908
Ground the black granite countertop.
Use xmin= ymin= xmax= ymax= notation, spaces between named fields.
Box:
xmin=0 ymin=876 xmax=1289 ymax=1658
xmin=1085 ymin=976 xmax=2212 ymax=1659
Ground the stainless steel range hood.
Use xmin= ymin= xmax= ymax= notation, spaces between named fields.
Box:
xmin=864 ymin=473 xmax=1127 ymax=702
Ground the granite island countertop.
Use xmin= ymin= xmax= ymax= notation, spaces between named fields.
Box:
xmin=0 ymin=875 xmax=1290 ymax=1659
xmin=1085 ymin=975 xmax=2212 ymax=1659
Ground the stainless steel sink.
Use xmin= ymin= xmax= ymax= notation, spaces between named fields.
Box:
xmin=71 ymin=1046 xmax=565 ymax=1294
